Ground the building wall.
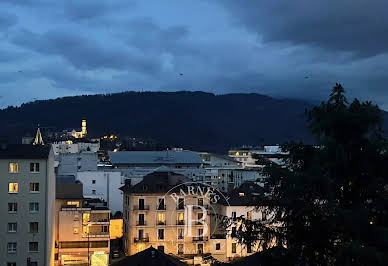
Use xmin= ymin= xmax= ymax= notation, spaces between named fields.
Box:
xmin=110 ymin=219 xmax=123 ymax=239
xmin=123 ymin=192 xmax=211 ymax=257
xmin=0 ymin=155 xmax=54 ymax=265
xmin=57 ymin=152 xmax=98 ymax=176
xmin=76 ymin=171 xmax=123 ymax=214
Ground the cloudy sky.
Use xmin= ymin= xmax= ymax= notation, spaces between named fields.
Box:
xmin=0 ymin=0 xmax=387 ymax=109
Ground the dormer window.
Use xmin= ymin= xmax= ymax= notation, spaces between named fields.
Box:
xmin=239 ymin=192 xmax=245 ymax=197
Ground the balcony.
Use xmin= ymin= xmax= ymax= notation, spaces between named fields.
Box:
xmin=82 ymin=233 xmax=109 ymax=238
xmin=192 ymin=236 xmax=208 ymax=242
xmin=136 ymin=221 xmax=147 ymax=226
xmin=89 ymin=218 xmax=110 ymax=225
xmin=133 ymin=205 xmax=150 ymax=211
xmin=134 ymin=237 xmax=149 ymax=243
xmin=157 ymin=205 xmax=166 ymax=210
xmin=156 ymin=221 xmax=166 ymax=226
xmin=176 ymin=220 xmax=185 ymax=225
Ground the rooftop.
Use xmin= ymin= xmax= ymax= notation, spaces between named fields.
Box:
xmin=220 ymin=181 xmax=265 ymax=206
xmin=109 ymin=150 xmax=203 ymax=165
xmin=56 ymin=183 xmax=83 ymax=199
xmin=0 ymin=144 xmax=51 ymax=159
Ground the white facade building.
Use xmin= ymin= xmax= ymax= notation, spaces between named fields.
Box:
xmin=52 ymin=141 xmax=100 ymax=156
xmin=76 ymin=171 xmax=124 ymax=214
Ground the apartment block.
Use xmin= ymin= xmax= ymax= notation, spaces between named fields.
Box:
xmin=0 ymin=144 xmax=55 ymax=266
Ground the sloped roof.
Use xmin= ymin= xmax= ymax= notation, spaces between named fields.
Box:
xmin=112 ymin=247 xmax=187 ymax=266
xmin=220 ymin=181 xmax=265 ymax=206
xmin=109 ymin=150 xmax=203 ymax=165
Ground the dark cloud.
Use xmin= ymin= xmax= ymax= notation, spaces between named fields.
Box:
xmin=220 ymin=0 xmax=388 ymax=58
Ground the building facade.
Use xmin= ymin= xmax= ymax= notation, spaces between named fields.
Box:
xmin=121 ymin=170 xmax=213 ymax=263
xmin=0 ymin=144 xmax=55 ymax=266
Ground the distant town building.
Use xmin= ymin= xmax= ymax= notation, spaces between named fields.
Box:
xmin=76 ymin=171 xmax=124 ymax=214
xmin=0 ymin=144 xmax=55 ymax=266
xmin=57 ymin=152 xmax=98 ymax=176
xmin=228 ymin=146 xmax=287 ymax=168
xmin=68 ymin=119 xmax=88 ymax=139
xmin=52 ymin=140 xmax=100 ymax=155
xmin=55 ymin=181 xmax=110 ymax=265
xmin=109 ymin=150 xmax=205 ymax=181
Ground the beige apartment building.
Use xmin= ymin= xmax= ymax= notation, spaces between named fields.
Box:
xmin=55 ymin=182 xmax=110 ymax=266
xmin=121 ymin=170 xmax=214 ymax=263
xmin=0 ymin=144 xmax=56 ymax=266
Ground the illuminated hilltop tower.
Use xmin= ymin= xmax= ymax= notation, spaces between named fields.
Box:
xmin=81 ymin=119 xmax=87 ymax=136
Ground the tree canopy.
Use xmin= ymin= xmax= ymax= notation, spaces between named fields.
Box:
xmin=234 ymin=83 xmax=388 ymax=265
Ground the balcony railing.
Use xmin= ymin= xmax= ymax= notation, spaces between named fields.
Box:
xmin=157 ymin=205 xmax=166 ymax=210
xmin=176 ymin=220 xmax=185 ymax=225
xmin=133 ymin=205 xmax=150 ymax=211
xmin=193 ymin=205 xmax=209 ymax=210
xmin=192 ymin=236 xmax=208 ymax=242
xmin=156 ymin=221 xmax=166 ymax=226
xmin=134 ymin=237 xmax=149 ymax=243
xmin=136 ymin=221 xmax=147 ymax=226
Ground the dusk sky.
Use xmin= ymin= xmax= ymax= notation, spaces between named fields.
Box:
xmin=1 ymin=0 xmax=387 ymax=109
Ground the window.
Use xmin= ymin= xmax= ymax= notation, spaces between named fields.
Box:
xmin=9 ymin=163 xmax=19 ymax=173
xmin=29 ymin=242 xmax=38 ymax=252
xmin=138 ymin=198 xmax=145 ymax=210
xmin=92 ymin=180 xmax=96 ymax=184
xmin=262 ymin=210 xmax=267 ymax=221
xmin=197 ymin=243 xmax=204 ymax=254
xmin=232 ymin=243 xmax=237 ymax=253
xmin=30 ymin=163 xmax=40 ymax=173
xmin=198 ymin=198 xmax=204 ymax=206
xmin=157 ymin=213 xmax=165 ymax=225
xmin=247 ymin=211 xmax=252 ymax=220
xmin=92 ymin=190 xmax=96 ymax=195
xmin=178 ymin=198 xmax=184 ymax=209
xmin=216 ymin=243 xmax=221 ymax=250
xmin=29 ymin=222 xmax=39 ymax=233
xmin=8 ymin=223 xmax=17 ymax=233
xmin=247 ymin=242 xmax=252 ymax=253
xmin=29 ymin=183 xmax=39 ymax=192
xmin=8 ymin=183 xmax=18 ymax=193
xmin=29 ymin=202 xmax=39 ymax=213
xmin=178 ymin=228 xmax=184 ymax=240
xmin=8 ymin=203 xmax=17 ymax=213
xmin=232 ymin=212 xmax=237 ymax=220
xmin=178 ymin=244 xmax=184 ymax=254
xmin=138 ymin=229 xmax=144 ymax=239
xmin=158 ymin=198 xmax=165 ymax=210
xmin=138 ymin=214 xmax=145 ymax=225
xmin=231 ymin=227 xmax=237 ymax=237
xmin=7 ymin=242 xmax=16 ymax=253
xmin=158 ymin=229 xmax=164 ymax=240
xmin=73 ymin=227 xmax=79 ymax=234
xmin=66 ymin=201 xmax=79 ymax=207
xmin=157 ymin=246 xmax=164 ymax=253
xmin=102 ymin=226 xmax=108 ymax=233
xmin=178 ymin=212 xmax=184 ymax=224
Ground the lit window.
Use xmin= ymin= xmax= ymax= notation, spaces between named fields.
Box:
xmin=29 ymin=202 xmax=39 ymax=213
xmin=157 ymin=213 xmax=165 ymax=225
xmin=30 ymin=163 xmax=40 ymax=173
xmin=239 ymin=192 xmax=245 ymax=196
xmin=7 ymin=242 xmax=16 ymax=253
xmin=9 ymin=163 xmax=19 ymax=173
xmin=67 ymin=201 xmax=80 ymax=207
xmin=83 ymin=213 xmax=90 ymax=224
xmin=29 ymin=242 xmax=38 ymax=252
xmin=178 ymin=212 xmax=184 ymax=223
xmin=8 ymin=223 xmax=17 ymax=233
xmin=29 ymin=222 xmax=39 ymax=233
xmin=29 ymin=183 xmax=39 ymax=192
xmin=247 ymin=211 xmax=252 ymax=220
xmin=8 ymin=183 xmax=18 ymax=193
xmin=8 ymin=203 xmax=17 ymax=213
xmin=235 ymin=152 xmax=239 ymax=156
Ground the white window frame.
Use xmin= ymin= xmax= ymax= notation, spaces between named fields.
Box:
xmin=7 ymin=242 xmax=16 ymax=254
xmin=9 ymin=163 xmax=19 ymax=173
xmin=29 ymin=183 xmax=40 ymax=193
xmin=8 ymin=223 xmax=17 ymax=233
xmin=8 ymin=183 xmax=18 ymax=194
xmin=29 ymin=202 xmax=39 ymax=213
xmin=30 ymin=162 xmax=40 ymax=173
xmin=8 ymin=203 xmax=17 ymax=213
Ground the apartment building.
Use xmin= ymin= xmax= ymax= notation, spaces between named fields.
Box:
xmin=0 ymin=144 xmax=55 ymax=266
xmin=120 ymin=169 xmax=213 ymax=262
xmin=55 ymin=182 xmax=110 ymax=265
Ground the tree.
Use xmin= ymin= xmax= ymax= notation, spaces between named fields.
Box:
xmin=232 ymin=83 xmax=388 ymax=265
